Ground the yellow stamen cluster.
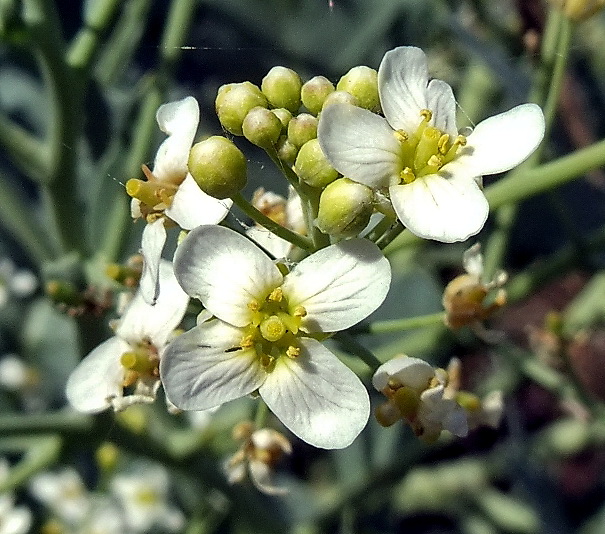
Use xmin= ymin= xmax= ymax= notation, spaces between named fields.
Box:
xmin=126 ymin=164 xmax=184 ymax=222
xmin=120 ymin=340 xmax=159 ymax=387
xmin=394 ymin=109 xmax=466 ymax=184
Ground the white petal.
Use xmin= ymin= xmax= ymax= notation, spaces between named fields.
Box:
xmin=174 ymin=226 xmax=283 ymax=327
xmin=246 ymin=226 xmax=293 ymax=259
xmin=449 ymin=103 xmax=545 ymax=177
xmin=372 ymin=355 xmax=435 ymax=392
xmin=160 ymin=319 xmax=267 ymax=410
xmin=426 ymin=79 xmax=457 ymax=137
xmin=165 ymin=174 xmax=232 ymax=230
xmin=389 ymin=173 xmax=488 ymax=243
xmin=318 ymin=103 xmax=401 ymax=188
xmin=282 ymin=239 xmax=391 ymax=332
xmin=117 ymin=260 xmax=189 ymax=348
xmin=259 ymin=338 xmax=370 ymax=449
xmin=249 ymin=460 xmax=289 ymax=496
xmin=153 ymin=96 xmax=199 ymax=183
xmin=66 ymin=337 xmax=129 ymax=413
xmin=462 ymin=243 xmax=484 ymax=278
xmin=378 ymin=46 xmax=429 ymax=132
xmin=139 ymin=219 xmax=167 ymax=305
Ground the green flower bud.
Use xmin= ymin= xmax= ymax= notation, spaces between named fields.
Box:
xmin=321 ymin=90 xmax=359 ymax=109
xmin=242 ymin=106 xmax=282 ymax=148
xmin=275 ymin=135 xmax=298 ymax=166
xmin=262 ymin=66 xmax=303 ymax=113
xmin=271 ymin=108 xmax=293 ymax=131
xmin=294 ymin=138 xmax=338 ymax=188
xmin=315 ymin=178 xmax=374 ymax=237
xmin=301 ymin=75 xmax=335 ymax=115
xmin=287 ymin=113 xmax=318 ymax=148
xmin=188 ymin=136 xmax=247 ymax=199
xmin=337 ymin=66 xmax=380 ymax=111
xmin=215 ymin=82 xmax=268 ymax=136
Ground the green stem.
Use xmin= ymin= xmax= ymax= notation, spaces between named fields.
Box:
xmin=254 ymin=400 xmax=269 ymax=428
xmin=350 ymin=312 xmax=445 ymax=335
xmin=0 ymin=115 xmax=49 ymax=183
xmin=231 ymin=192 xmax=314 ymax=251
xmin=333 ymin=331 xmax=382 ymax=371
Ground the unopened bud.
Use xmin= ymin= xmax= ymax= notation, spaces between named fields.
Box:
xmin=242 ymin=106 xmax=282 ymax=148
xmin=275 ymin=135 xmax=298 ymax=165
xmin=337 ymin=66 xmax=380 ymax=112
xmin=294 ymin=138 xmax=338 ymax=188
xmin=322 ymin=90 xmax=359 ymax=109
xmin=315 ymin=178 xmax=373 ymax=237
xmin=271 ymin=108 xmax=293 ymax=131
xmin=261 ymin=66 xmax=302 ymax=113
xmin=216 ymin=82 xmax=268 ymax=135
xmin=301 ymin=75 xmax=335 ymax=115
xmin=287 ymin=113 xmax=318 ymax=148
xmin=188 ymin=136 xmax=247 ymax=199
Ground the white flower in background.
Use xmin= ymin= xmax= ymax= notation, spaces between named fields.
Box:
xmin=127 ymin=96 xmax=232 ymax=304
xmin=66 ymin=260 xmax=188 ymax=413
xmin=0 ymin=354 xmax=44 ymax=412
xmin=0 ymin=460 xmax=32 ymax=534
xmin=161 ymin=225 xmax=391 ymax=449
xmin=373 ymin=355 xmax=468 ymax=442
xmin=78 ymin=498 xmax=126 ymax=534
xmin=29 ymin=468 xmax=90 ymax=525
xmin=111 ymin=463 xmax=184 ymax=533
xmin=318 ymin=46 xmax=545 ymax=242
xmin=225 ymin=422 xmax=292 ymax=495
xmin=0 ymin=258 xmax=37 ymax=307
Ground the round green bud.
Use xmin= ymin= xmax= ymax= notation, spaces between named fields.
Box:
xmin=315 ymin=178 xmax=374 ymax=237
xmin=271 ymin=108 xmax=293 ymax=131
xmin=275 ymin=135 xmax=298 ymax=166
xmin=215 ymin=82 xmax=268 ymax=136
xmin=294 ymin=139 xmax=339 ymax=188
xmin=261 ymin=66 xmax=302 ymax=113
xmin=242 ymin=106 xmax=282 ymax=148
xmin=337 ymin=66 xmax=380 ymax=112
xmin=301 ymin=76 xmax=335 ymax=115
xmin=188 ymin=136 xmax=247 ymax=199
xmin=287 ymin=113 xmax=318 ymax=148
xmin=321 ymin=90 xmax=359 ymax=109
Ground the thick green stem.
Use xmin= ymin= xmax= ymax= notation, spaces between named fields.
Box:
xmin=350 ymin=312 xmax=445 ymax=335
xmin=333 ymin=331 xmax=382 ymax=371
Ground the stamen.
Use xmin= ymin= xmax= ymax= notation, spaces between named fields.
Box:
xmin=268 ymin=287 xmax=283 ymax=302
xmin=394 ymin=130 xmax=408 ymax=143
xmin=286 ymin=346 xmax=300 ymax=359
xmin=126 ymin=179 xmax=177 ymax=208
xmin=437 ymin=134 xmax=450 ymax=155
xmin=400 ymin=167 xmax=416 ymax=184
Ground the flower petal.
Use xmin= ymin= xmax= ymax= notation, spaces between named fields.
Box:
xmin=426 ymin=79 xmax=457 ymax=137
xmin=378 ymin=46 xmax=429 ymax=132
xmin=174 ymin=226 xmax=283 ymax=327
xmin=389 ymin=173 xmax=488 ymax=242
xmin=259 ymin=338 xmax=370 ymax=449
xmin=282 ymin=239 xmax=391 ymax=332
xmin=318 ymin=103 xmax=401 ymax=188
xmin=153 ymin=96 xmax=199 ymax=183
xmin=165 ymin=174 xmax=232 ymax=230
xmin=160 ymin=319 xmax=267 ymax=410
xmin=449 ymin=103 xmax=545 ymax=177
xmin=139 ymin=218 xmax=167 ymax=305
xmin=117 ymin=260 xmax=189 ymax=348
xmin=372 ymin=355 xmax=435 ymax=392
xmin=249 ymin=460 xmax=289 ymax=496
xmin=246 ymin=226 xmax=293 ymax=259
xmin=66 ymin=337 xmax=129 ymax=413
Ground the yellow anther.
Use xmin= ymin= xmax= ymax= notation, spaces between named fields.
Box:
xmin=400 ymin=167 xmax=416 ymax=184
xmin=286 ymin=346 xmax=300 ymax=359
xmin=247 ymin=299 xmax=260 ymax=311
xmin=240 ymin=334 xmax=254 ymax=348
xmin=420 ymin=109 xmax=433 ymax=122
xmin=268 ymin=287 xmax=283 ymax=302
xmin=437 ymin=134 xmax=450 ymax=155
xmin=293 ymin=305 xmax=307 ymax=318
xmin=260 ymin=315 xmax=286 ymax=342
xmin=394 ymin=129 xmax=409 ymax=143
xmin=426 ymin=154 xmax=442 ymax=168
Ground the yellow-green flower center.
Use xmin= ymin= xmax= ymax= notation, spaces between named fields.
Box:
xmin=394 ymin=109 xmax=466 ymax=184
xmin=120 ymin=340 xmax=159 ymax=386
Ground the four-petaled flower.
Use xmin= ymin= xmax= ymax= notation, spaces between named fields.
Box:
xmin=318 ymin=46 xmax=546 ymax=243
xmin=160 ymin=225 xmax=391 ymax=449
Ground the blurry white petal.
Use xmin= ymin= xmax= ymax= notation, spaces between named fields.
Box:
xmin=462 ymin=243 xmax=484 ymax=278
xmin=66 ymin=337 xmax=128 ymax=413
xmin=174 ymin=226 xmax=282 ymax=327
xmin=249 ymin=460 xmax=289 ymax=495
xmin=318 ymin=103 xmax=401 ymax=188
xmin=389 ymin=173 xmax=488 ymax=242
xmin=165 ymin=174 xmax=231 ymax=230
xmin=139 ymin=219 xmax=167 ymax=305
xmin=259 ymin=338 xmax=370 ymax=449
xmin=160 ymin=320 xmax=267 ymax=410
xmin=282 ymin=239 xmax=391 ymax=332
xmin=372 ymin=355 xmax=435 ymax=392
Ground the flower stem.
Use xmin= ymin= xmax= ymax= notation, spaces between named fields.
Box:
xmin=333 ymin=331 xmax=382 ymax=371
xmin=350 ymin=312 xmax=446 ymax=334
xmin=254 ymin=400 xmax=269 ymax=429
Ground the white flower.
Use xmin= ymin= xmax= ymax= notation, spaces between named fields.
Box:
xmin=0 ymin=259 xmax=37 ymax=308
xmin=129 ymin=96 xmax=232 ymax=304
xmin=66 ymin=260 xmax=189 ymax=413
xmin=318 ymin=46 xmax=545 ymax=242
xmin=161 ymin=225 xmax=391 ymax=449
xmin=0 ymin=460 xmax=32 ymax=534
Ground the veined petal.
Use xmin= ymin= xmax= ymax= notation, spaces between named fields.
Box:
xmin=246 ymin=226 xmax=293 ymax=260
xmin=389 ymin=173 xmax=488 ymax=243
xmin=66 ymin=337 xmax=129 ymax=413
xmin=259 ymin=338 xmax=370 ymax=449
xmin=372 ymin=355 xmax=435 ymax=392
xmin=165 ymin=174 xmax=232 ymax=230
xmin=426 ymin=79 xmax=457 ymax=138
xmin=117 ymin=260 xmax=189 ymax=348
xmin=174 ymin=226 xmax=283 ymax=327
xmin=153 ymin=96 xmax=199 ymax=183
xmin=160 ymin=319 xmax=267 ymax=410
xmin=379 ymin=46 xmax=429 ymax=132
xmin=282 ymin=239 xmax=391 ymax=332
xmin=139 ymin=219 xmax=167 ymax=305
xmin=449 ymin=103 xmax=545 ymax=177
xmin=318 ymin=103 xmax=401 ymax=188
